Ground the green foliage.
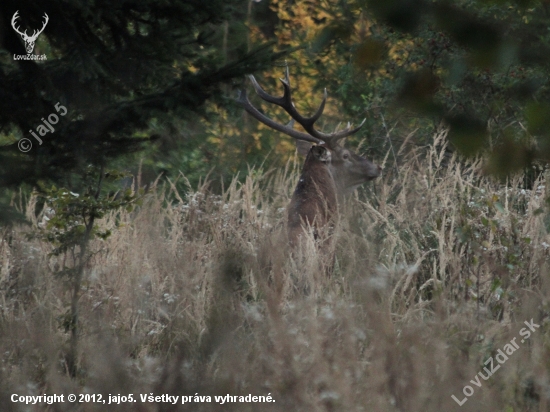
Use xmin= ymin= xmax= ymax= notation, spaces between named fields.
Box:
xmin=240 ymin=0 xmax=550 ymax=181
xmin=360 ymin=0 xmax=550 ymax=172
xmin=0 ymin=0 xmax=283 ymax=220
xmin=3 ymin=0 xmax=550 ymax=211
xmin=34 ymin=165 xmax=142 ymax=376
xmin=38 ymin=167 xmax=139 ymax=256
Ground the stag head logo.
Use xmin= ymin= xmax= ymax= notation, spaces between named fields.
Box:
xmin=11 ymin=11 xmax=49 ymax=54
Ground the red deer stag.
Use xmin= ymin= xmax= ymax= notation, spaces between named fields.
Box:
xmin=237 ymin=68 xmax=381 ymax=248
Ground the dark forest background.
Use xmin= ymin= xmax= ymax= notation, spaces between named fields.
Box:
xmin=2 ymin=0 xmax=550 ymax=210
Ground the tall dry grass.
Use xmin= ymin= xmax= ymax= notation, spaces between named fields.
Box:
xmin=1 ymin=130 xmax=549 ymax=411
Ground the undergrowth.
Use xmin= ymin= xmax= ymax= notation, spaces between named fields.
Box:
xmin=1 ymin=131 xmax=549 ymax=411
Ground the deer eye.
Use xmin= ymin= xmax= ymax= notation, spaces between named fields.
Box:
xmin=343 ymin=153 xmax=350 ymax=160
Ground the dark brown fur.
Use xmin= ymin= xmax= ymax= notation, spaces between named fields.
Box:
xmin=237 ymin=70 xmax=381 ymax=272
xmin=287 ymin=145 xmax=337 ymax=246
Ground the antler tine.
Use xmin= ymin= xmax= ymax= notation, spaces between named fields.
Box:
xmin=29 ymin=13 xmax=49 ymax=40
xmin=277 ymin=76 xmax=327 ymax=134
xmin=241 ymin=70 xmax=366 ymax=144
xmin=280 ymin=62 xmax=326 ymax=126
xmin=284 ymin=65 xmax=291 ymax=87
xmin=236 ymin=89 xmax=323 ymax=144
xmin=309 ymin=88 xmax=327 ymax=124
xmin=329 ymin=118 xmax=367 ymax=142
xmin=247 ymin=75 xmax=284 ymax=105
xmin=11 ymin=11 xmax=27 ymax=37
xmin=248 ymin=72 xmax=326 ymax=140
xmin=40 ymin=13 xmax=49 ymax=30
xmin=276 ymin=75 xmax=363 ymax=143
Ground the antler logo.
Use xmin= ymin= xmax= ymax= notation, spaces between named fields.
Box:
xmin=11 ymin=11 xmax=49 ymax=54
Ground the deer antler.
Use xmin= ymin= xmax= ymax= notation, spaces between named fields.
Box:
xmin=29 ymin=13 xmax=49 ymax=41
xmin=237 ymin=88 xmax=323 ymax=144
xmin=11 ymin=11 xmax=48 ymax=41
xmin=11 ymin=11 xmax=28 ymax=38
xmin=238 ymin=67 xmax=366 ymax=144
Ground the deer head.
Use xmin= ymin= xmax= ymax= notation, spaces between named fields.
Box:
xmin=237 ymin=68 xmax=381 ymax=199
xmin=238 ymin=68 xmax=381 ymax=247
xmin=11 ymin=11 xmax=49 ymax=54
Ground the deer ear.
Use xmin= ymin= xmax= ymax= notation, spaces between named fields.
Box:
xmin=296 ymin=140 xmax=313 ymax=157
xmin=311 ymin=145 xmax=331 ymax=163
